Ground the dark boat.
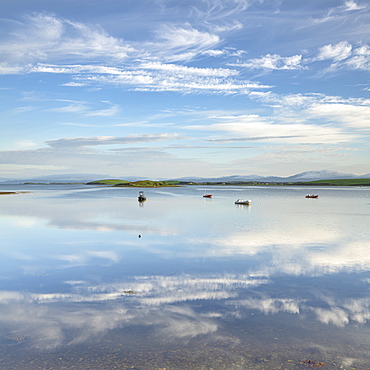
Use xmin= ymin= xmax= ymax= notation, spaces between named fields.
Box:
xmin=235 ymin=199 xmax=251 ymax=205
xmin=305 ymin=194 xmax=318 ymax=198
xmin=138 ymin=191 xmax=147 ymax=202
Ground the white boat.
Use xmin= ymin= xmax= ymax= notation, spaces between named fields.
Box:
xmin=235 ymin=199 xmax=251 ymax=205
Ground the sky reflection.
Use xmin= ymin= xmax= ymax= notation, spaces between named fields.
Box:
xmin=0 ymin=185 xmax=370 ymax=368
xmin=1 ymin=270 xmax=370 ymax=352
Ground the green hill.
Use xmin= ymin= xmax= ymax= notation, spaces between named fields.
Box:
xmin=86 ymin=179 xmax=130 ymax=186
xmin=297 ymin=178 xmax=370 ymax=186
xmin=87 ymin=179 xmax=180 ymax=187
xmin=114 ymin=180 xmax=179 ymax=187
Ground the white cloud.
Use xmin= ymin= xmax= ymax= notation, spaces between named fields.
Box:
xmin=61 ymin=82 xmax=85 ymax=87
xmin=186 ymin=113 xmax=356 ymax=144
xmin=316 ymin=41 xmax=352 ymax=62
xmin=31 ymin=63 xmax=124 ymax=75
xmin=249 ymin=90 xmax=370 ymax=130
xmin=0 ymin=63 xmax=24 ymax=74
xmin=202 ymin=49 xmax=225 ymax=56
xmin=120 ymin=22 xmax=223 ymax=63
xmin=345 ymin=44 xmax=370 ymax=70
xmin=45 ymin=133 xmax=182 ymax=148
xmin=27 ymin=61 xmax=263 ymax=95
xmin=208 ymin=21 xmax=243 ymax=33
xmin=0 ymin=13 xmax=134 ymax=64
xmin=316 ymin=0 xmax=368 ymax=23
xmin=346 ymin=55 xmax=370 ymax=70
xmin=153 ymin=24 xmax=220 ymax=58
xmin=230 ymin=54 xmax=303 ymax=70
xmin=79 ymin=67 xmax=270 ymax=94
xmin=303 ymin=43 xmax=370 ymax=72
xmin=138 ymin=61 xmax=238 ymax=77
xmin=0 ymin=13 xmax=270 ymax=95
xmin=228 ymin=42 xmax=369 ymax=76
xmin=342 ymin=0 xmax=367 ymax=12
xmin=45 ymin=99 xmax=120 ymax=117
xmin=85 ymin=104 xmax=120 ymax=117
xmin=307 ymin=102 xmax=370 ymax=128
xmin=5 ymin=13 xmax=369 ymax=96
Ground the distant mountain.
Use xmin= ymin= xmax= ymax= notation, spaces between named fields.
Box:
xmin=0 ymin=174 xmax=105 ymax=184
xmin=1 ymin=170 xmax=369 ymax=185
xmin=284 ymin=170 xmax=365 ymax=182
xmin=172 ymin=170 xmax=370 ymax=183
xmin=0 ymin=174 xmax=145 ymax=184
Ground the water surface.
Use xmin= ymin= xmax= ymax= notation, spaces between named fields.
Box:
xmin=0 ymin=184 xmax=369 ymax=369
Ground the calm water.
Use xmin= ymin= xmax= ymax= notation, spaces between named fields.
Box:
xmin=0 ymin=184 xmax=369 ymax=369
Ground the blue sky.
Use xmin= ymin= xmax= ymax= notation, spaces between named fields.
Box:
xmin=1 ymin=0 xmax=369 ymax=179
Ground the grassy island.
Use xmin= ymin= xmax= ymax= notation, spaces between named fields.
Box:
xmin=86 ymin=179 xmax=180 ymax=187
xmin=86 ymin=179 xmax=130 ymax=186
xmin=114 ymin=180 xmax=180 ymax=187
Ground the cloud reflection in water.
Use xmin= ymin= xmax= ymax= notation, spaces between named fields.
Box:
xmin=0 ymin=186 xmax=370 ymax=360
xmin=1 ymin=271 xmax=370 ymax=351
xmin=0 ymin=274 xmax=268 ymax=349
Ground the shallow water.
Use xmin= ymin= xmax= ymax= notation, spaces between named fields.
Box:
xmin=0 ymin=184 xmax=369 ymax=369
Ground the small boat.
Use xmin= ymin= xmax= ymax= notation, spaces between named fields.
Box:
xmin=235 ymin=199 xmax=251 ymax=205
xmin=138 ymin=191 xmax=146 ymax=202
xmin=305 ymin=194 xmax=318 ymax=198
xmin=203 ymin=191 xmax=212 ymax=198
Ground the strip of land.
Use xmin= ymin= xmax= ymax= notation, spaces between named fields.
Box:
xmin=6 ymin=178 xmax=369 ymax=188
xmin=86 ymin=180 xmax=180 ymax=187
xmin=294 ymin=179 xmax=370 ymax=186
xmin=86 ymin=178 xmax=370 ymax=187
